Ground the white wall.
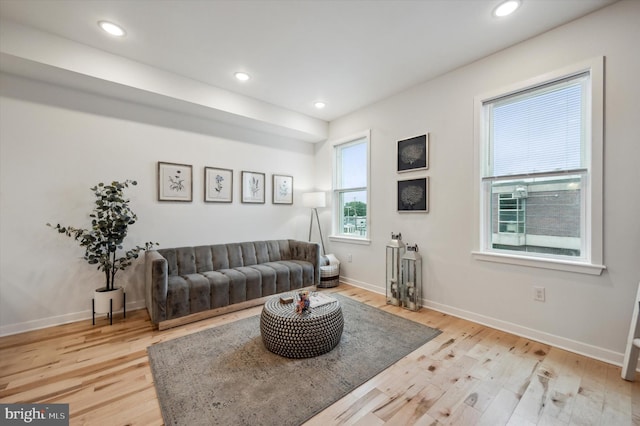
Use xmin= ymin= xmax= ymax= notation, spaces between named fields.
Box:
xmin=317 ymin=0 xmax=640 ymax=364
xmin=0 ymin=74 xmax=316 ymax=335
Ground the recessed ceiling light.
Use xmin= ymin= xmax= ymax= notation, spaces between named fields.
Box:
xmin=493 ymin=0 xmax=521 ymax=17
xmin=314 ymin=101 xmax=326 ymax=109
xmin=234 ymin=72 xmax=251 ymax=81
xmin=98 ymin=21 xmax=126 ymax=37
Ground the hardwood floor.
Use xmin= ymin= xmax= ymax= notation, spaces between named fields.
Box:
xmin=1 ymin=284 xmax=639 ymax=425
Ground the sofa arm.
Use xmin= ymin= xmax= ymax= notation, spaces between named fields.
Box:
xmin=288 ymin=240 xmax=321 ymax=285
xmin=145 ymin=250 xmax=168 ymax=325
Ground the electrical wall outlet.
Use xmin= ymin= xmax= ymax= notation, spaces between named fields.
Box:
xmin=533 ymin=286 xmax=545 ymax=302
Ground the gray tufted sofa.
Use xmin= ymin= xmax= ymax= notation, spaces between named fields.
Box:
xmin=145 ymin=239 xmax=320 ymax=329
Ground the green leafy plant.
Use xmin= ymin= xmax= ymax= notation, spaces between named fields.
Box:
xmin=48 ymin=180 xmax=157 ymax=291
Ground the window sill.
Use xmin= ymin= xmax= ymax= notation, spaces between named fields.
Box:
xmin=329 ymin=235 xmax=371 ymax=246
xmin=471 ymin=251 xmax=606 ymax=275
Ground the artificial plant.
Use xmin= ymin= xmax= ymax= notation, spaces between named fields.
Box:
xmin=48 ymin=180 xmax=157 ymax=291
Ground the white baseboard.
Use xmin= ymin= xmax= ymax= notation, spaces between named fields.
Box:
xmin=339 ymin=276 xmax=383 ymax=295
xmin=0 ymin=299 xmax=146 ymax=337
xmin=423 ymin=299 xmax=624 ymax=368
xmin=340 ymin=276 xmax=627 ymax=368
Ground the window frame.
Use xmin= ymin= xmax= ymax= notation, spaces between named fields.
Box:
xmin=472 ymin=57 xmax=605 ymax=275
xmin=329 ymin=130 xmax=371 ymax=245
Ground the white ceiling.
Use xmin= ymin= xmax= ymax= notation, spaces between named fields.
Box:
xmin=0 ymin=0 xmax=616 ymax=127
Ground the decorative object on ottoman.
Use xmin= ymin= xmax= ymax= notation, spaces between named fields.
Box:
xmin=280 ymin=296 xmax=294 ymax=304
xmin=401 ymin=244 xmax=422 ymax=311
xmin=260 ymin=292 xmax=344 ymax=358
xmin=386 ymin=232 xmax=406 ymax=306
xmin=319 ymin=253 xmax=340 ymax=288
xmin=295 ymin=290 xmax=311 ymax=314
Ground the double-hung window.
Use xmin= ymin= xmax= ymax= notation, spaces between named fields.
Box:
xmin=474 ymin=58 xmax=604 ymax=275
xmin=332 ymin=131 xmax=370 ymax=242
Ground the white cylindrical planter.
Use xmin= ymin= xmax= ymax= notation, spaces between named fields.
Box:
xmin=94 ymin=287 xmax=124 ymax=313
xmin=93 ymin=287 xmax=125 ymax=325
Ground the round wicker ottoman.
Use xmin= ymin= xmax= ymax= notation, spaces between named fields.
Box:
xmin=260 ymin=293 xmax=343 ymax=358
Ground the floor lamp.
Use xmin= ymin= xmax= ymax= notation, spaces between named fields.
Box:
xmin=302 ymin=192 xmax=326 ymax=256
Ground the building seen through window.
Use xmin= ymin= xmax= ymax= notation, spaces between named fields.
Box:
xmin=491 ymin=175 xmax=582 ymax=256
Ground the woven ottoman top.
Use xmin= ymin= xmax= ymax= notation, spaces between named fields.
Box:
xmin=260 ymin=292 xmax=344 ymax=358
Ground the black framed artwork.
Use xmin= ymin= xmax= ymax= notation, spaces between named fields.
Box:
xmin=204 ymin=166 xmax=233 ymax=203
xmin=397 ymin=134 xmax=429 ymax=172
xmin=397 ymin=177 xmax=429 ymax=212
xmin=157 ymin=161 xmax=193 ymax=202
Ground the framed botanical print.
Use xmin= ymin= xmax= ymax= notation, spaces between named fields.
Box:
xmin=272 ymin=174 xmax=293 ymax=204
xmin=158 ymin=161 xmax=193 ymax=202
xmin=241 ymin=171 xmax=265 ymax=204
xmin=205 ymin=167 xmax=233 ymax=203
xmin=397 ymin=133 xmax=429 ymax=172
xmin=397 ymin=177 xmax=429 ymax=212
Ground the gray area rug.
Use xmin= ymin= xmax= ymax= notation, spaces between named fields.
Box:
xmin=147 ymin=294 xmax=441 ymax=426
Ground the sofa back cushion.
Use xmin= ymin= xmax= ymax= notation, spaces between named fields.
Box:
xmin=227 ymin=243 xmax=244 ymax=268
xmin=211 ymin=244 xmax=229 ymax=270
xmin=195 ymin=246 xmax=213 ymax=272
xmin=276 ymin=240 xmax=292 ymax=260
xmin=267 ymin=240 xmax=282 ymax=261
xmin=254 ymin=241 xmax=270 ymax=264
xmin=158 ymin=247 xmax=197 ymax=277
xmin=240 ymin=242 xmax=258 ymax=266
xmin=160 ymin=240 xmax=297 ymax=276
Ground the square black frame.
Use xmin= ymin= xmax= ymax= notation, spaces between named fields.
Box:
xmin=397 ymin=134 xmax=429 ymax=172
xmin=397 ymin=177 xmax=429 ymax=212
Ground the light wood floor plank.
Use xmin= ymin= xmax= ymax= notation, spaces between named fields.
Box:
xmin=476 ymin=388 xmax=520 ymax=426
xmin=1 ymin=283 xmax=639 ymax=425
xmin=570 ymin=392 xmax=604 ymax=425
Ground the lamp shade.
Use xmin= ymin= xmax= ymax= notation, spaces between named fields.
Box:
xmin=302 ymin=192 xmax=326 ymax=208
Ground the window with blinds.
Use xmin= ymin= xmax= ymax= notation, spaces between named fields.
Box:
xmin=481 ymin=73 xmax=590 ymax=259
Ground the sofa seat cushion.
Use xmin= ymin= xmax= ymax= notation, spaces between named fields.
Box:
xmin=283 ymin=260 xmax=315 ymax=287
xmin=201 ymin=271 xmax=230 ymax=309
xmin=266 ymin=261 xmax=303 ymax=289
xmin=164 ymin=260 xmax=315 ymax=319
xmin=248 ymin=265 xmax=277 ymax=297
xmin=235 ymin=266 xmax=263 ymax=300
xmin=218 ymin=269 xmax=247 ymax=305
xmin=262 ymin=262 xmax=291 ymax=293
xmin=166 ymin=275 xmax=189 ymax=320
xmin=182 ymin=273 xmax=211 ymax=314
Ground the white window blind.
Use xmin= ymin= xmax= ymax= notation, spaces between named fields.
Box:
xmin=485 ymin=73 xmax=588 ymax=177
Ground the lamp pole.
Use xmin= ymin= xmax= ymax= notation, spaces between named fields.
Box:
xmin=303 ymin=191 xmax=327 ymax=256
xmin=309 ymin=207 xmax=326 ymax=255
